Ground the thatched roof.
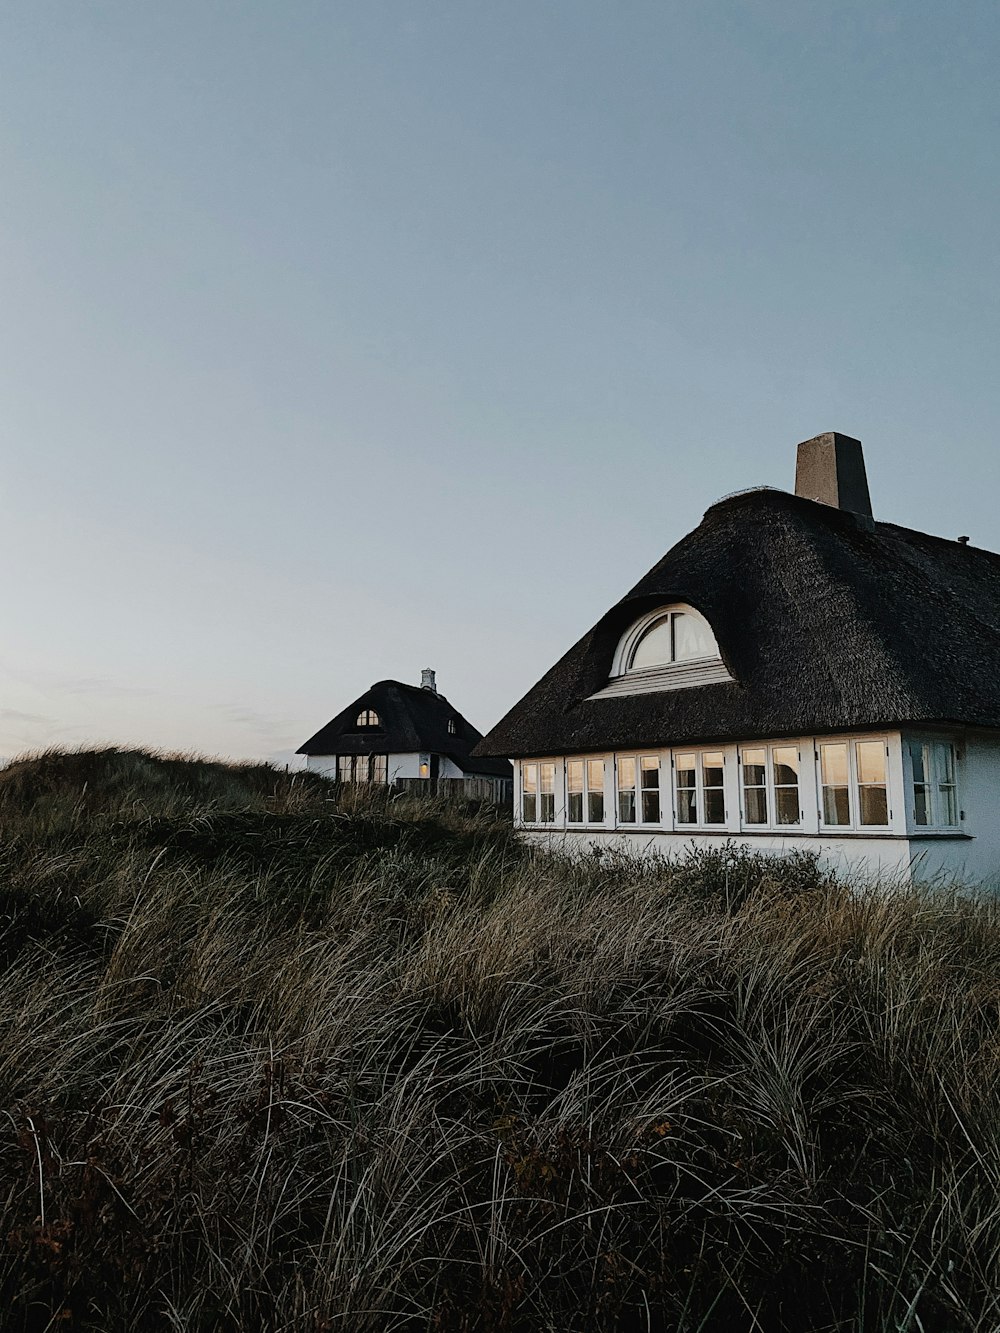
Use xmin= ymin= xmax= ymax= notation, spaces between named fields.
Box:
xmin=473 ymin=487 xmax=1000 ymax=758
xmin=297 ymin=680 xmax=511 ymax=777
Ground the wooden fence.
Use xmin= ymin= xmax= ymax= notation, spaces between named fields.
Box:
xmin=391 ymin=776 xmax=512 ymax=808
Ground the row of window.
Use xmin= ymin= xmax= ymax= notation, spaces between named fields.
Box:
xmin=338 ymin=754 xmax=388 ymax=783
xmin=520 ymin=739 xmax=959 ymax=833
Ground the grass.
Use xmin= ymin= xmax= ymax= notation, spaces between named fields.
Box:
xmin=2 ymin=747 xmax=1000 ymax=1330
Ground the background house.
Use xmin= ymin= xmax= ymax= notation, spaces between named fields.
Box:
xmin=298 ymin=669 xmax=511 ymax=803
xmin=474 ymin=433 xmax=1000 ymax=885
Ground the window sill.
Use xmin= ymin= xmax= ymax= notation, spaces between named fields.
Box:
xmin=907 ymin=831 xmax=973 ymax=841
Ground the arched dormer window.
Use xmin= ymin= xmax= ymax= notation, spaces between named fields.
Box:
xmin=356 ymin=708 xmax=381 ymax=728
xmin=447 ymin=718 xmax=458 ymax=735
xmin=594 ymin=604 xmax=732 ymax=699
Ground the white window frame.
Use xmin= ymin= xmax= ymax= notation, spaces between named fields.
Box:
xmin=816 ymin=737 xmax=892 ymax=832
xmin=614 ymin=754 xmax=664 ymax=827
xmin=611 ymin=604 xmax=722 ymax=677
xmin=906 ymin=738 xmax=960 ymax=831
xmin=338 ymin=754 xmax=387 ymax=784
xmin=519 ymin=760 xmax=559 ymax=826
xmin=566 ymin=757 xmax=607 ymax=827
xmin=672 ymin=749 xmax=727 ymax=828
xmin=739 ymin=743 xmax=804 ymax=830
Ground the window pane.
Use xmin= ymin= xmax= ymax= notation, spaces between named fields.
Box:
xmin=617 ymin=755 xmax=636 ymax=823
xmin=772 ymin=747 xmax=798 ymax=786
xmin=859 ymin=786 xmax=888 ymax=826
xmin=587 ymin=759 xmax=604 ymax=791
xmin=640 ymin=758 xmax=660 ymax=822
xmin=675 ymin=754 xmax=696 ymax=824
xmin=704 ymin=789 xmax=725 ymax=824
xmin=820 ymin=743 xmax=849 ymax=788
xmin=521 ymin=765 xmax=538 ymax=821
xmin=568 ymin=792 xmax=584 ymax=823
xmin=567 ymin=761 xmax=584 ymax=793
xmin=371 ymin=755 xmax=387 ymax=783
xmin=856 ymin=742 xmax=886 ymax=787
xmin=338 ymin=756 xmax=352 ymax=782
xmin=630 ymin=617 xmax=673 ymax=670
xmin=588 ymin=790 xmax=605 ymax=823
xmin=909 ymin=742 xmax=927 ymax=785
xmin=744 ymin=787 xmax=767 ymax=825
xmin=938 ymin=783 xmax=958 ymax=826
xmin=673 ymin=612 xmax=716 ymax=661
xmin=776 ymin=788 xmax=800 ymax=825
xmin=913 ymin=784 xmax=929 ymax=826
xmin=823 ymin=786 xmax=851 ymax=826
xmin=539 ymin=763 xmax=555 ymax=822
xmin=856 ymin=742 xmax=888 ymax=826
xmin=702 ymin=753 xmax=724 ymax=788
xmin=676 ymin=788 xmax=697 ymax=824
xmin=935 ymin=742 xmax=956 ymax=785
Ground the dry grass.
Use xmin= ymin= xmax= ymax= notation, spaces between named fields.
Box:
xmin=2 ymin=748 xmax=1000 ymax=1331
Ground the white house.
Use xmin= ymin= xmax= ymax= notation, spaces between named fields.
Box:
xmin=297 ymin=669 xmax=512 ymax=800
xmin=473 ymin=433 xmax=1000 ymax=885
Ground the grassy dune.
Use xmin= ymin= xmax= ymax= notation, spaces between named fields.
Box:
xmin=2 ymin=749 xmax=1000 ymax=1331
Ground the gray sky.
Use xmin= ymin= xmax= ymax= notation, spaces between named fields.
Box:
xmin=2 ymin=1 xmax=999 ymax=764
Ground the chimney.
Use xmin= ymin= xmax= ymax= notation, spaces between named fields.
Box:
xmin=420 ymin=667 xmax=437 ymax=693
xmin=794 ymin=432 xmax=872 ymax=517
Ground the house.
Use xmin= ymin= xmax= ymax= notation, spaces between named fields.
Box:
xmin=297 ymin=669 xmax=512 ymax=802
xmin=472 ymin=432 xmax=1000 ymax=884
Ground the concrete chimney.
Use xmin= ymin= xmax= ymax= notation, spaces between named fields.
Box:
xmin=794 ymin=432 xmax=872 ymax=516
xmin=420 ymin=668 xmax=437 ymax=693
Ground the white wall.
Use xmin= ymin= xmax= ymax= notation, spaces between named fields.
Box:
xmin=903 ymin=730 xmax=1000 ymax=889
xmin=307 ymin=752 xmax=474 ymax=782
xmin=512 ymin=733 xmax=919 ymax=882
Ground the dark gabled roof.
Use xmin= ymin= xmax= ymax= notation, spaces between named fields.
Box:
xmin=297 ymin=680 xmax=511 ymax=778
xmin=473 ymin=487 xmax=1000 ymax=758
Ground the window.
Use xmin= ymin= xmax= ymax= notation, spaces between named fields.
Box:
xmin=909 ymin=741 xmax=959 ymax=828
xmin=617 ymin=756 xmax=663 ymax=824
xmin=567 ymin=758 xmax=605 ymax=824
xmin=617 ymin=757 xmax=637 ymax=823
xmin=819 ymin=739 xmax=890 ymax=829
xmin=640 ymin=756 xmax=661 ymax=822
xmin=539 ymin=762 xmax=555 ymax=823
xmin=742 ymin=748 xmax=768 ymax=825
xmin=337 ymin=754 xmax=387 ymax=783
xmin=819 ymin=743 xmax=851 ymax=826
xmin=447 ymin=718 xmax=458 ymax=735
xmin=674 ymin=750 xmax=726 ymax=826
xmin=356 ymin=709 xmax=380 ymax=728
xmin=855 ymin=741 xmax=888 ymax=826
xmin=627 ymin=607 xmax=719 ymax=671
xmin=740 ymin=745 xmax=801 ymax=828
xmin=521 ymin=764 xmax=537 ymax=823
xmin=521 ymin=762 xmax=557 ymax=824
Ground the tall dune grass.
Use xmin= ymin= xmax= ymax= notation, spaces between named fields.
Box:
xmin=2 ymin=748 xmax=1000 ymax=1330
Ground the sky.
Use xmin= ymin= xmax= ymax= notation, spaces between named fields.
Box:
xmin=2 ymin=1 xmax=999 ymax=765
